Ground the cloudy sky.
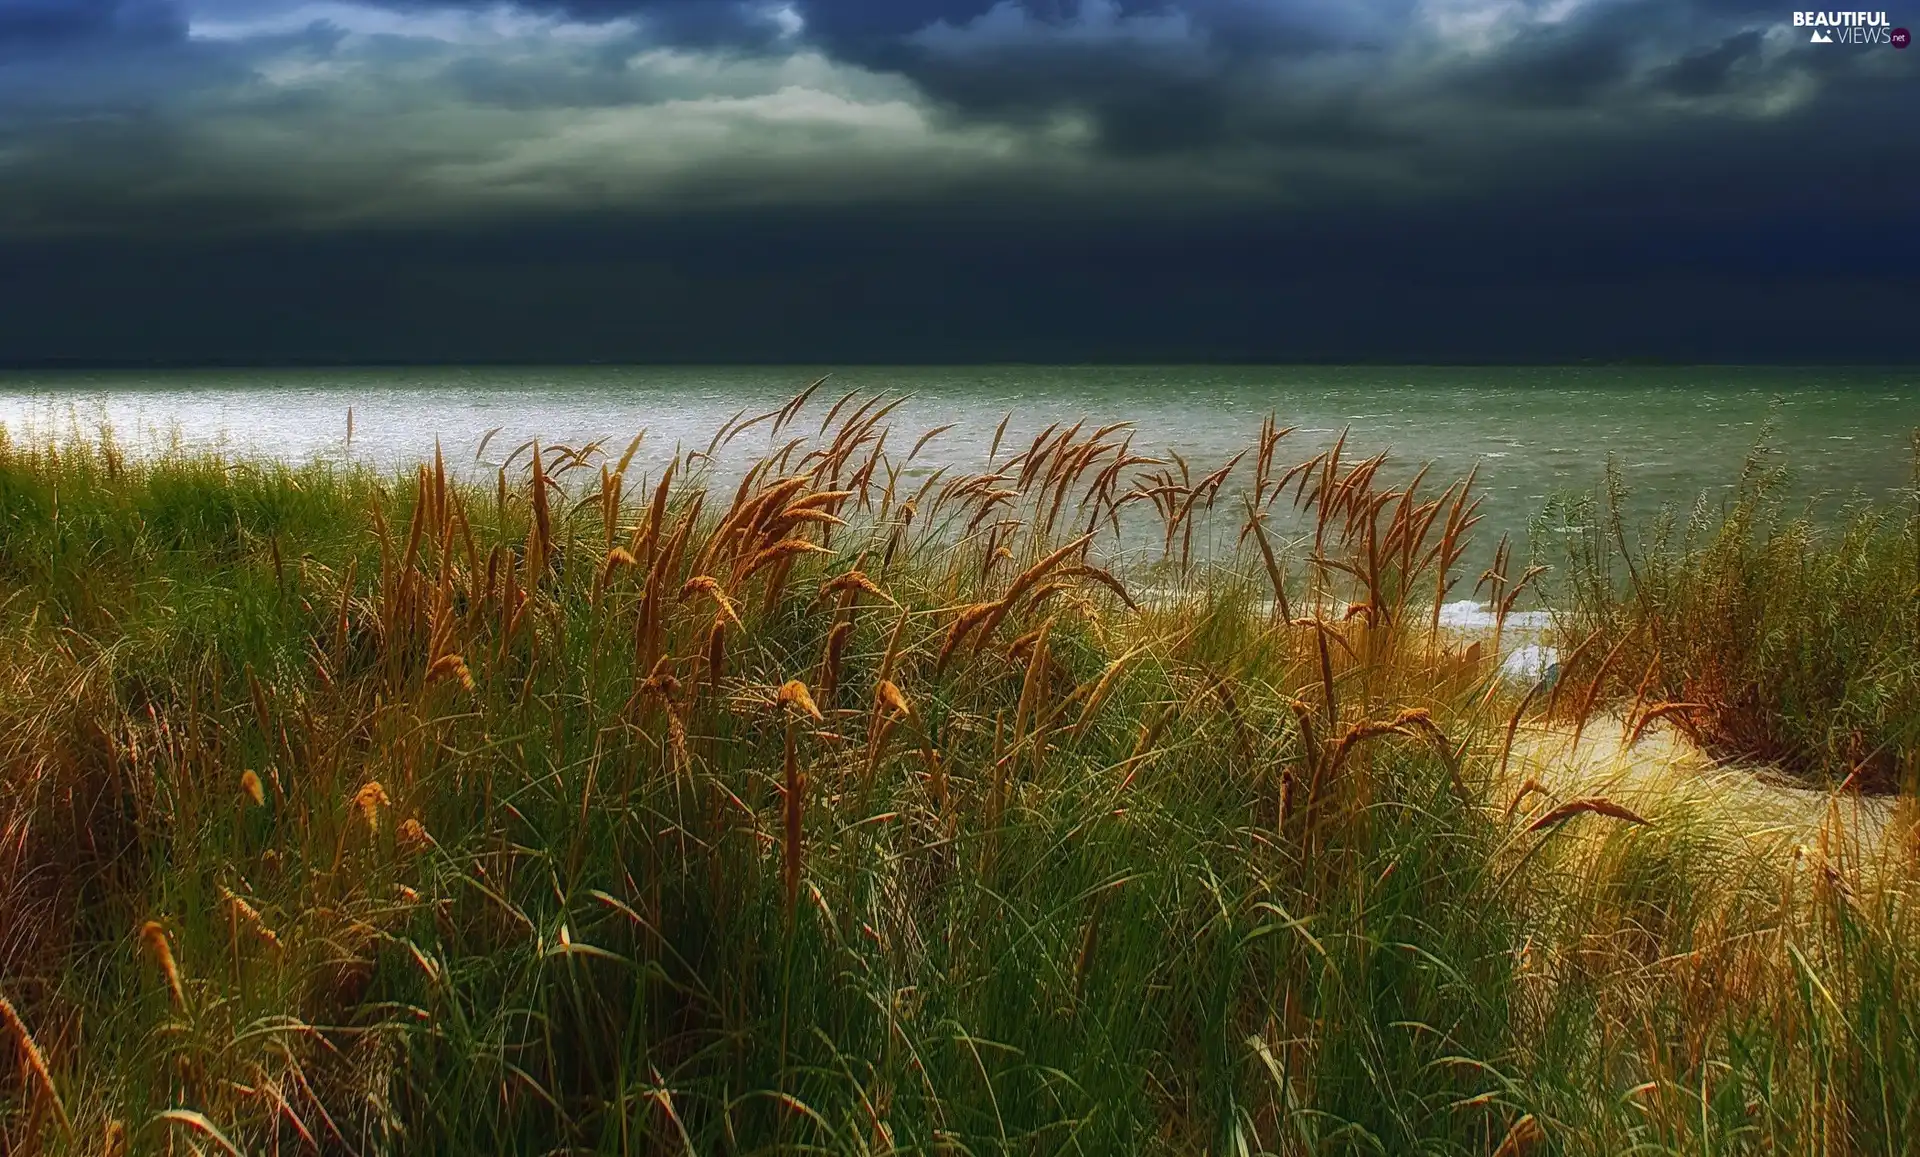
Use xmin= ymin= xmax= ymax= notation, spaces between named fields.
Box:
xmin=0 ymin=0 xmax=1913 ymax=362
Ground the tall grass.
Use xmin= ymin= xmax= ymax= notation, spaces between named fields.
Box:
xmin=1551 ymin=435 xmax=1920 ymax=791
xmin=1 ymin=400 xmax=1916 ymax=1154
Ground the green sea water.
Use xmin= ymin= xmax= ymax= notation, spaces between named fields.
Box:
xmin=4 ymin=364 xmax=1915 ymax=558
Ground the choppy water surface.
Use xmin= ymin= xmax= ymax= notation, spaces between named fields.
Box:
xmin=3 ymin=365 xmax=1914 ymax=557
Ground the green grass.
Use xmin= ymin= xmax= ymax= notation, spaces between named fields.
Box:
xmin=1 ymin=407 xmax=1916 ymax=1155
xmin=1547 ymin=434 xmax=1920 ymax=790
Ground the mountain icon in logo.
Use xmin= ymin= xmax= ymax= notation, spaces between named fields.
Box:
xmin=1809 ymin=28 xmax=1834 ymax=41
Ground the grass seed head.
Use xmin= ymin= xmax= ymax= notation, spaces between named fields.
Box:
xmin=819 ymin=569 xmax=891 ymax=604
xmin=680 ymin=574 xmax=723 ymax=598
xmin=353 ymin=780 xmax=392 ymax=831
xmin=221 ymin=888 xmax=283 ymax=950
xmin=821 ymin=619 xmax=855 ymax=695
xmin=427 ymin=653 xmax=473 ymax=691
xmin=876 ymin=679 xmax=912 ymax=719
xmin=1492 ymin=1114 xmax=1545 ymax=1157
xmin=139 ymin=920 xmax=186 ymax=1009
xmin=741 ymin=538 xmax=834 ymax=583
xmin=0 ymin=990 xmax=72 ymax=1138
xmin=398 ymin=817 xmax=433 ymax=856
xmin=641 ymin=655 xmax=682 ymax=700
xmin=680 ymin=575 xmax=743 ymax=625
xmin=778 ymin=679 xmax=824 ymax=722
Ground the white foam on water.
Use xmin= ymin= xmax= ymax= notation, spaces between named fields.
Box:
xmin=1436 ymin=600 xmax=1551 ymax=633
xmin=1436 ymin=600 xmax=1495 ymax=629
xmin=1501 ymin=644 xmax=1560 ymax=684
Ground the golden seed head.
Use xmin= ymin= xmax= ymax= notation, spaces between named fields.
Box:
xmin=0 ymin=990 xmax=70 ymax=1137
xmin=240 ymin=769 xmax=265 ymax=807
xmin=876 ymin=680 xmax=912 ymax=719
xmin=679 ymin=576 xmax=742 ymax=624
xmin=352 ymin=780 xmax=391 ymax=830
xmin=820 ymin=570 xmax=890 ymax=603
xmin=777 ymin=679 xmax=823 ymax=722
xmin=427 ymin=653 xmax=473 ymax=691
xmin=138 ymin=921 xmax=185 ymax=1007
xmin=221 ymin=888 xmax=261 ymax=924
xmin=641 ymin=655 xmax=681 ymax=699
xmin=781 ymin=508 xmax=847 ymax=527
xmin=742 ymin=539 xmax=834 ymax=582
xmin=397 ymin=817 xmax=432 ymax=854
xmin=221 ymin=889 xmax=283 ymax=950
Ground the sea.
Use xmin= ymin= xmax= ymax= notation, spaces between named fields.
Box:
xmin=3 ymin=364 xmax=1915 ymax=566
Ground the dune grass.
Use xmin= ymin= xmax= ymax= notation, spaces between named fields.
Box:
xmin=1 ymin=399 xmax=1917 ymax=1155
xmin=1549 ymin=436 xmax=1920 ymax=792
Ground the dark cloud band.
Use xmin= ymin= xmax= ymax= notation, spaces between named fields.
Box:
xmin=0 ymin=0 xmax=187 ymax=55
xmin=0 ymin=0 xmax=1912 ymax=365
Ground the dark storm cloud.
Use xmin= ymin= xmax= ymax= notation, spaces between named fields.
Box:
xmin=879 ymin=0 xmax=1834 ymax=154
xmin=1447 ymin=0 xmax=1788 ymax=107
xmin=0 ymin=0 xmax=250 ymax=144
xmin=0 ymin=0 xmax=1914 ymax=362
xmin=401 ymin=0 xmax=1869 ymax=159
xmin=0 ymin=0 xmax=188 ymax=55
xmin=286 ymin=0 xmax=1885 ymax=157
xmin=314 ymin=0 xmax=1413 ymax=155
xmin=359 ymin=0 xmax=792 ymax=48
xmin=1656 ymin=29 xmax=1766 ymax=95
xmin=1457 ymin=17 xmax=1642 ymax=107
xmin=4 ymin=0 xmax=1909 ymax=219
xmin=361 ymin=0 xmax=1011 ymax=43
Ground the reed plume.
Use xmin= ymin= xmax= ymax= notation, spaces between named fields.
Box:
xmin=0 ymin=989 xmax=72 ymax=1139
xmin=139 ymin=921 xmax=186 ymax=1009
